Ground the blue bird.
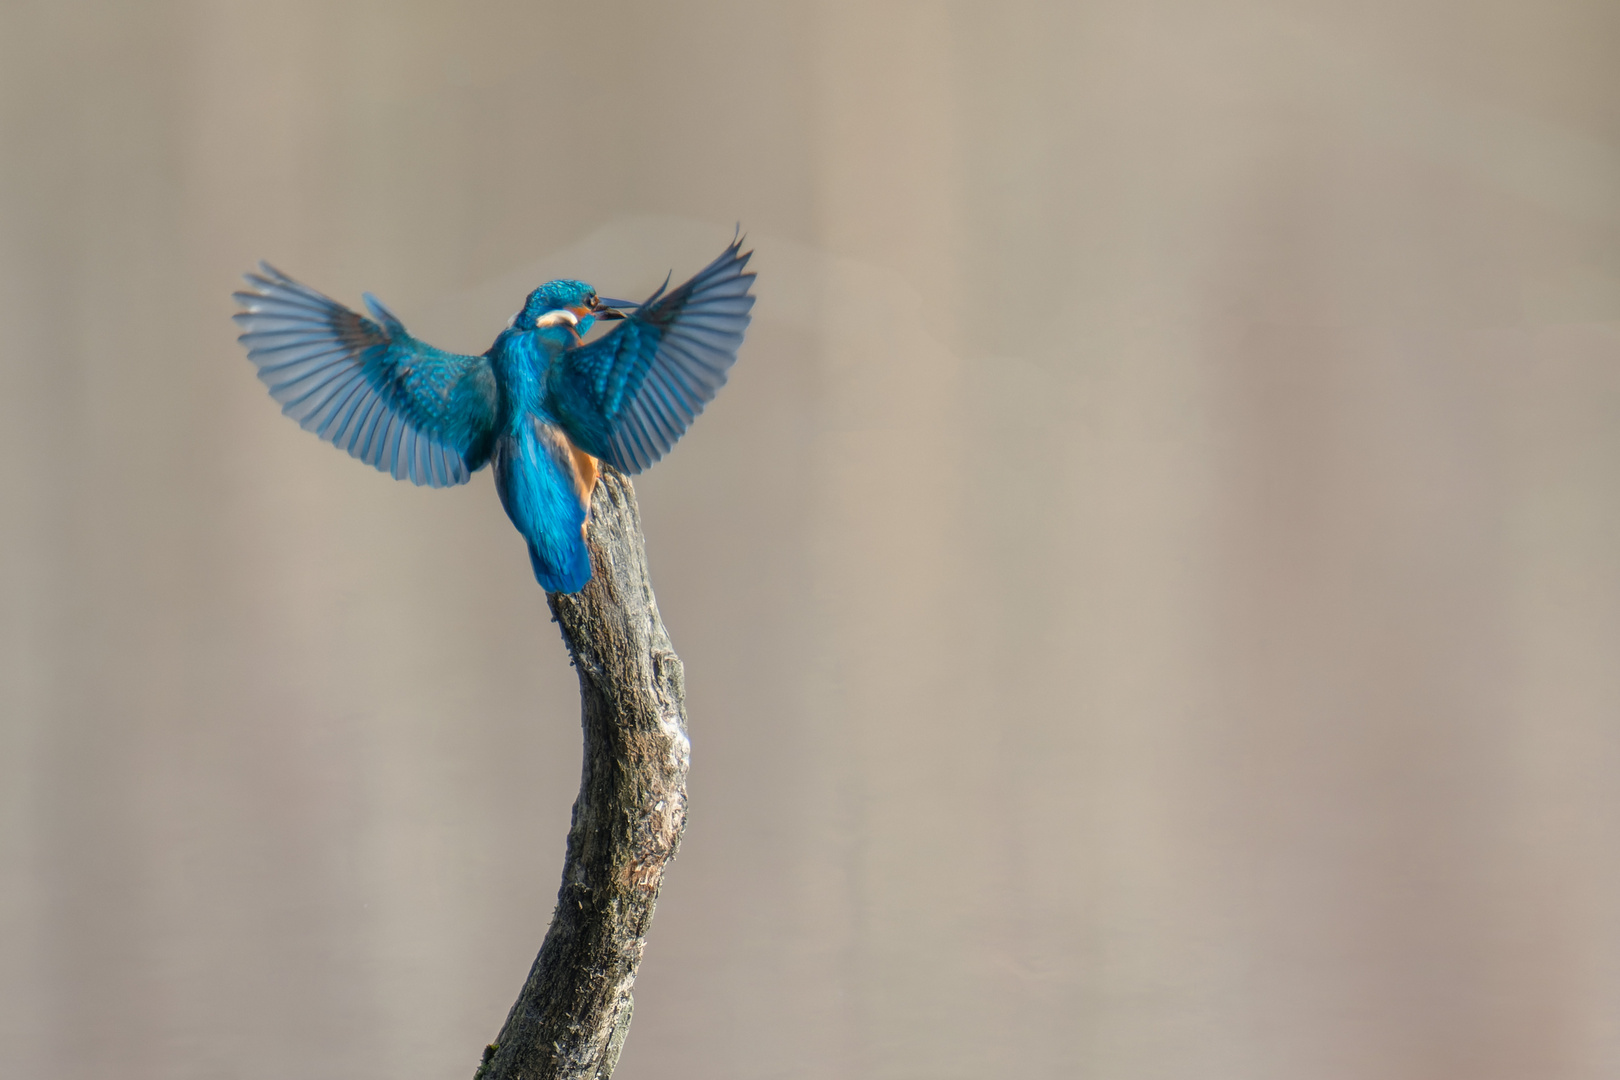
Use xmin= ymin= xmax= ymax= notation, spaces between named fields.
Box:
xmin=234 ymin=238 xmax=755 ymax=593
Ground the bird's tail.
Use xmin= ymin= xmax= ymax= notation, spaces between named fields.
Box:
xmin=529 ymin=536 xmax=593 ymax=594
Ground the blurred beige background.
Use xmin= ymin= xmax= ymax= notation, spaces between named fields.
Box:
xmin=4 ymin=2 xmax=1620 ymax=1077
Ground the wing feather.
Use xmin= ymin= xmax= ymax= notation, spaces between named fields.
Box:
xmin=547 ymin=237 xmax=755 ymax=475
xmin=234 ymin=262 xmax=497 ymax=487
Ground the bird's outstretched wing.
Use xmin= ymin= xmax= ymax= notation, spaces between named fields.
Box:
xmin=548 ymin=238 xmax=755 ymax=474
xmin=233 ymin=264 xmax=499 ymax=487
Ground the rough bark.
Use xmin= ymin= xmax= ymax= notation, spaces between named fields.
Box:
xmin=476 ymin=467 xmax=690 ymax=1080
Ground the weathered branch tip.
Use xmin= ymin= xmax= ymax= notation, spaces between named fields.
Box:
xmin=477 ymin=468 xmax=690 ymax=1080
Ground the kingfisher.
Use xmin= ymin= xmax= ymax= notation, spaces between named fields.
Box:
xmin=233 ymin=237 xmax=755 ymax=593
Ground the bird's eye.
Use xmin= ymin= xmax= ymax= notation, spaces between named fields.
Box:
xmin=588 ymin=293 xmax=598 ymax=308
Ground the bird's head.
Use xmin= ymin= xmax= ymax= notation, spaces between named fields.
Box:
xmin=514 ymin=280 xmax=626 ymax=344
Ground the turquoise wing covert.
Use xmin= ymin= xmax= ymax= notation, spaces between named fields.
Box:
xmin=548 ymin=238 xmax=755 ymax=474
xmin=233 ymin=263 xmax=498 ymax=487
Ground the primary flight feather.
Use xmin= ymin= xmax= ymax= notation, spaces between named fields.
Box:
xmin=233 ymin=237 xmax=756 ymax=592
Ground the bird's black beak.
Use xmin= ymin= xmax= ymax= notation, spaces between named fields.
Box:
xmin=594 ymin=297 xmax=636 ymax=321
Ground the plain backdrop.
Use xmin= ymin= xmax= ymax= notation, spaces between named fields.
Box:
xmin=5 ymin=2 xmax=1620 ymax=1078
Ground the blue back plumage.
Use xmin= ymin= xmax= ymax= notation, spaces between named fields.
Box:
xmin=491 ymin=409 xmax=593 ymax=595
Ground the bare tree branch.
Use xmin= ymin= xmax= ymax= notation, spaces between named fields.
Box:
xmin=477 ymin=467 xmax=690 ymax=1080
